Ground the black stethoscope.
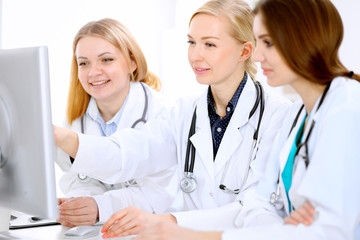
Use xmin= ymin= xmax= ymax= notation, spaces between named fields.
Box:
xmin=180 ymin=80 xmax=265 ymax=194
xmin=270 ymin=82 xmax=331 ymax=208
xmin=77 ymin=82 xmax=148 ymax=180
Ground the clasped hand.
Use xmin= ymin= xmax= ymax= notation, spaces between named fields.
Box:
xmin=57 ymin=197 xmax=99 ymax=227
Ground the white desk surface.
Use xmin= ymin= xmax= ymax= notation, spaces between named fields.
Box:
xmin=2 ymin=225 xmax=134 ymax=240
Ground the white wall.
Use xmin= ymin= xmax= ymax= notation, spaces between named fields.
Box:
xmin=2 ymin=0 xmax=358 ymax=124
xmin=0 ymin=0 xmax=193 ymax=126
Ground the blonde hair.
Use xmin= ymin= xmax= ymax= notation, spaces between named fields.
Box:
xmin=190 ymin=0 xmax=257 ymax=80
xmin=66 ymin=18 xmax=161 ymax=125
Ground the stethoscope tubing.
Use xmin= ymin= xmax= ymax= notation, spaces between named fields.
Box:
xmin=270 ymin=82 xmax=332 ymax=207
xmin=77 ymin=82 xmax=148 ymax=180
xmin=181 ymin=80 xmax=265 ymax=194
xmin=80 ymin=82 xmax=148 ymax=133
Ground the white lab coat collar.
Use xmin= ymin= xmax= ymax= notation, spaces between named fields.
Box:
xmin=215 ymin=78 xmax=258 ymax=174
xmin=117 ymin=81 xmax=148 ymax=129
xmin=79 ymin=82 xmax=148 ymax=136
xmin=190 ymin=77 xmax=258 ymax=185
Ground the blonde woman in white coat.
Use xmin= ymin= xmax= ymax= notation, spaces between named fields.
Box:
xmin=54 ymin=18 xmax=177 ymax=227
xmin=103 ymin=0 xmax=360 ymax=239
xmin=100 ymin=0 xmax=291 ymax=238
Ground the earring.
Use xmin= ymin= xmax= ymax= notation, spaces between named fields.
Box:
xmin=240 ymin=58 xmax=243 ymax=61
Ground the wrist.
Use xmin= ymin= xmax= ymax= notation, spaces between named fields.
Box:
xmin=158 ymin=213 xmax=177 ymax=224
xmin=59 ymin=128 xmax=79 ymax=158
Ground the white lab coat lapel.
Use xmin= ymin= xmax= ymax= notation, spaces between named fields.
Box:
xmin=117 ymin=82 xmax=147 ymax=129
xmin=81 ymin=98 xmax=104 ymax=135
xmin=289 ymin=98 xmax=322 ymax=210
xmin=190 ymin=92 xmax=215 ymax=185
xmin=278 ymin=106 xmax=306 ymax=215
xmin=214 ymin=79 xmax=257 ymax=177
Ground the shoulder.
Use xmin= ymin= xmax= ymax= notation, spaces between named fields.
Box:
xmin=171 ymin=95 xmax=199 ymax=116
xmin=64 ymin=116 xmax=82 ymax=131
xmin=261 ymin=89 xmax=294 ymax=126
xmin=327 ymin=77 xmax=360 ymax=107
xmin=130 ymin=81 xmax=165 ymax=106
xmin=318 ymin=77 xmax=360 ymax=122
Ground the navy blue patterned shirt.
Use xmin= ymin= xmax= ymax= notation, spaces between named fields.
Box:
xmin=207 ymin=73 xmax=248 ymax=160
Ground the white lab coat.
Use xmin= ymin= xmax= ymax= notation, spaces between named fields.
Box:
xmin=55 ymin=82 xmax=178 ymax=222
xmin=223 ymin=77 xmax=360 ymax=240
xmin=170 ymin=76 xmax=291 ymax=230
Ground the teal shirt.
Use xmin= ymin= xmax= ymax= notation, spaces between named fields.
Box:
xmin=281 ymin=114 xmax=307 ymax=213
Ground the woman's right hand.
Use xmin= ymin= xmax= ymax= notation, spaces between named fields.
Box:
xmin=53 ymin=125 xmax=79 ymax=158
xmin=101 ymin=206 xmax=176 ymax=239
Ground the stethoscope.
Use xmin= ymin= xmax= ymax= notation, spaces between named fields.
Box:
xmin=77 ymin=82 xmax=148 ymax=180
xmin=270 ymin=82 xmax=331 ymax=208
xmin=180 ymin=80 xmax=265 ymax=194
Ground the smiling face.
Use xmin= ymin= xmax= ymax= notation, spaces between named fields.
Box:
xmin=187 ymin=13 xmax=246 ymax=88
xmin=75 ymin=36 xmax=136 ymax=105
xmin=252 ymin=13 xmax=300 ymax=88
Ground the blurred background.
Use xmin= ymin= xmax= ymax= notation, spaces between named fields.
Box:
xmin=0 ymin=0 xmax=359 ymax=196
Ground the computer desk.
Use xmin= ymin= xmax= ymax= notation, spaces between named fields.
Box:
xmin=5 ymin=224 xmax=134 ymax=240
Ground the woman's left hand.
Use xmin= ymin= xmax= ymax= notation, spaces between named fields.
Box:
xmin=284 ymin=201 xmax=315 ymax=226
xmin=58 ymin=197 xmax=99 ymax=227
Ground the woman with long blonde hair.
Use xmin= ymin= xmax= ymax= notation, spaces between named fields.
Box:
xmin=101 ymin=0 xmax=291 ymax=237
xmin=54 ymin=18 xmax=177 ymax=227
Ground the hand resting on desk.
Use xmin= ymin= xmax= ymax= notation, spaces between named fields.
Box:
xmin=58 ymin=197 xmax=99 ymax=227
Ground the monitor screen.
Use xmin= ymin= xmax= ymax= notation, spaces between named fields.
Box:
xmin=0 ymin=46 xmax=58 ymax=233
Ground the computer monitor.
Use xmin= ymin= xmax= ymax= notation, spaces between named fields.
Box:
xmin=0 ymin=46 xmax=59 ymax=235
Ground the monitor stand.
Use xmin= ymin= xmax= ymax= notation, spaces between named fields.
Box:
xmin=0 ymin=207 xmax=28 ymax=240
xmin=0 ymin=207 xmax=10 ymax=232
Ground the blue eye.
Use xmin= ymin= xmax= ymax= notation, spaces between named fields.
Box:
xmin=187 ymin=40 xmax=195 ymax=45
xmin=264 ymin=40 xmax=273 ymax=47
xmin=205 ymin=43 xmax=216 ymax=48
xmin=103 ymin=58 xmax=114 ymax=63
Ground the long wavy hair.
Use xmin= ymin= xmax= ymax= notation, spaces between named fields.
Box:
xmin=253 ymin=0 xmax=360 ymax=85
xmin=66 ymin=18 xmax=161 ymax=125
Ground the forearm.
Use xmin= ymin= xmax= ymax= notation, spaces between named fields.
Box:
xmin=95 ymin=187 xmax=154 ymax=223
xmin=72 ymin=121 xmax=177 ymax=184
xmin=172 ymin=201 xmax=241 ymax=231
xmin=194 ymin=231 xmax=222 ymax=240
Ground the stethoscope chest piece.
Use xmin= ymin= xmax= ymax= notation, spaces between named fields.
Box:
xmin=270 ymin=183 xmax=284 ymax=210
xmin=270 ymin=191 xmax=277 ymax=205
xmin=180 ymin=172 xmax=197 ymax=193
xmin=78 ymin=173 xmax=88 ymax=180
